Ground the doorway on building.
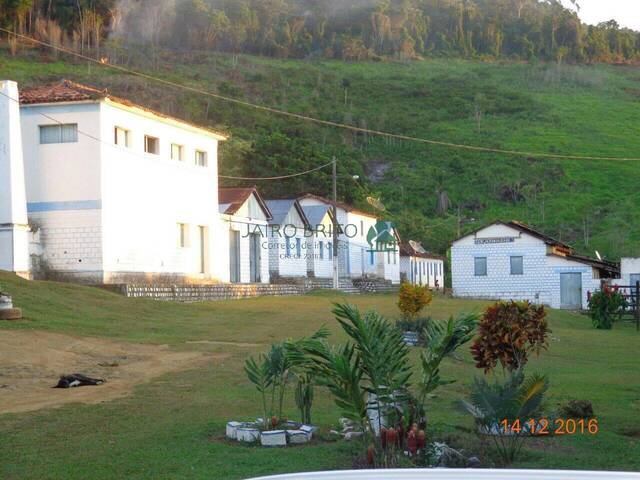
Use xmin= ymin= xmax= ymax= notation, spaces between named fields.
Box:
xmin=197 ymin=226 xmax=208 ymax=275
xmin=249 ymin=233 xmax=261 ymax=283
xmin=560 ymin=272 xmax=582 ymax=309
xmin=229 ymin=230 xmax=240 ymax=283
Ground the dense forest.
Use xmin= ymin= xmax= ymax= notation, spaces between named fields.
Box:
xmin=1 ymin=0 xmax=640 ymax=64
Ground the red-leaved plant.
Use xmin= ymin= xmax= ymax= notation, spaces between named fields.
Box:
xmin=470 ymin=300 xmax=549 ymax=373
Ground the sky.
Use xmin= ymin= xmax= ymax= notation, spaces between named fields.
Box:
xmin=560 ymin=0 xmax=640 ymax=31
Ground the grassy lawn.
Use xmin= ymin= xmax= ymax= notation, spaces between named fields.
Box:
xmin=1 ymin=271 xmax=639 ymax=478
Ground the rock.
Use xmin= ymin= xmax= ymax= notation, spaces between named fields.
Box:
xmin=260 ymin=430 xmax=287 ymax=447
xmin=236 ymin=427 xmax=260 ymax=443
xmin=467 ymin=456 xmax=481 ymax=468
xmin=434 ymin=442 xmax=467 ymax=468
xmin=0 ymin=294 xmax=13 ymax=310
xmin=344 ymin=431 xmax=364 ymax=441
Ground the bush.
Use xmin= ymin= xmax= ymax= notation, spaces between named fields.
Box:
xmin=398 ymin=283 xmax=432 ymax=320
xmin=559 ymin=399 xmax=594 ymax=419
xmin=471 ymin=301 xmax=549 ymax=373
xmin=462 ymin=370 xmax=549 ymax=465
xmin=588 ymin=285 xmax=627 ymax=330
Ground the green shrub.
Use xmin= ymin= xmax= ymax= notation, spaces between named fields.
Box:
xmin=588 ymin=285 xmax=627 ymax=330
xmin=398 ymin=283 xmax=432 ymax=320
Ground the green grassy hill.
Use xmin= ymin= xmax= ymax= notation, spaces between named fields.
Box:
xmin=3 ymin=46 xmax=640 ymax=259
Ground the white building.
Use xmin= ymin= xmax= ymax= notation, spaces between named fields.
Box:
xmin=264 ymin=199 xmax=310 ymax=279
xmin=300 ymin=204 xmax=334 ymax=279
xmin=297 ymin=194 xmax=401 ymax=284
xmin=1 ymin=79 xmax=228 ymax=284
xmin=400 ymin=240 xmax=445 ymax=289
xmin=219 ymin=187 xmax=272 ymax=284
xmin=617 ymin=258 xmax=640 ymax=288
xmin=451 ymin=221 xmax=619 ymax=310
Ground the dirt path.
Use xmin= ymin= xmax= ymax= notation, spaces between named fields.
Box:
xmin=0 ymin=330 xmax=225 ymax=415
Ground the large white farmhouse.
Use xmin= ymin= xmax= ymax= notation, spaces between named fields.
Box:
xmin=0 ymin=79 xmax=228 ymax=284
xmin=451 ymin=221 xmax=619 ymax=310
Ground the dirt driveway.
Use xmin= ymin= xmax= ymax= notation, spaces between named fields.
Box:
xmin=0 ymin=330 xmax=224 ymax=414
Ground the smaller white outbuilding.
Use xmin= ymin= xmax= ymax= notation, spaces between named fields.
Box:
xmin=399 ymin=240 xmax=445 ymax=289
xmin=616 ymin=258 xmax=640 ymax=288
xmin=451 ymin=221 xmax=619 ymax=310
xmin=218 ymin=187 xmax=272 ymax=284
xmin=264 ymin=199 xmax=311 ymax=280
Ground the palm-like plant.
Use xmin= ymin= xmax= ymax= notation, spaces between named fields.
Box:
xmin=244 ymin=354 xmax=273 ymax=429
xmin=296 ymin=304 xmax=412 ymax=436
xmin=418 ymin=312 xmax=478 ymax=404
xmin=461 ymin=370 xmax=549 ymax=465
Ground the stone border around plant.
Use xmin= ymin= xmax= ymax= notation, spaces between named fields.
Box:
xmin=226 ymin=421 xmax=318 ymax=446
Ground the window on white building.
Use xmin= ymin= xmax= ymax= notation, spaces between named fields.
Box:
xmin=40 ymin=124 xmax=78 ymax=144
xmin=145 ymin=135 xmax=159 ymax=155
xmin=296 ymin=238 xmax=301 ymax=258
xmin=114 ymin=126 xmax=131 ymax=147
xmin=370 ymin=250 xmax=375 ymax=265
xmin=510 ymin=256 xmax=524 ymax=275
xmin=195 ymin=150 xmax=208 ymax=167
xmin=285 ymin=239 xmax=291 ymax=257
xmin=474 ymin=257 xmax=487 ymax=276
xmin=328 ymin=242 xmax=333 ymax=258
xmin=319 ymin=241 xmax=324 ymax=260
xmin=177 ymin=223 xmax=189 ymax=248
xmin=171 ymin=143 xmax=184 ymax=161
xmin=393 ymin=251 xmax=397 ymax=265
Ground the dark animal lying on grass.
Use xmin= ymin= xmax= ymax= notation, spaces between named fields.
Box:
xmin=54 ymin=374 xmax=105 ymax=388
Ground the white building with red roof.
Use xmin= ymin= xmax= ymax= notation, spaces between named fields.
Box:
xmin=1 ymin=79 xmax=228 ymax=284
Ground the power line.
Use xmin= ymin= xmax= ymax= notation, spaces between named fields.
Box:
xmin=219 ymin=161 xmax=334 ymax=180
xmin=3 ymin=28 xmax=640 ymax=162
xmin=0 ymin=89 xmax=331 ymax=180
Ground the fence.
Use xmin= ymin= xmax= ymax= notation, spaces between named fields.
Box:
xmin=615 ymin=281 xmax=640 ymax=331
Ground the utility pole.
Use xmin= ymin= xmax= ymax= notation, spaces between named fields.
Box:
xmin=332 ymin=156 xmax=339 ymax=290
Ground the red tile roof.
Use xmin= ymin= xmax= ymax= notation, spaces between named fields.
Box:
xmin=19 ymin=80 xmax=228 ymax=139
xmin=219 ymin=187 xmax=272 ymax=220
xmin=19 ymin=80 xmax=105 ymax=105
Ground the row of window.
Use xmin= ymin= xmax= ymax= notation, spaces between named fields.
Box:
xmin=474 ymin=256 xmax=524 ymax=277
xmin=38 ymin=124 xmax=208 ymax=167
xmin=116 ymin=126 xmax=208 ymax=166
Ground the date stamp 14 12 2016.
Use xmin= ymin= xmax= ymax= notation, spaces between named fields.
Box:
xmin=500 ymin=418 xmax=599 ymax=436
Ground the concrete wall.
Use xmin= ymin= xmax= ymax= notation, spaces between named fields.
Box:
xmin=451 ymin=223 xmax=599 ymax=309
xmin=615 ymin=258 xmax=640 ymax=287
xmin=121 ymin=283 xmax=304 ymax=301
